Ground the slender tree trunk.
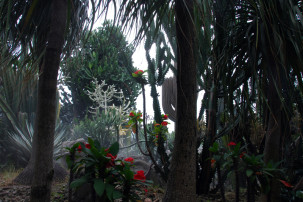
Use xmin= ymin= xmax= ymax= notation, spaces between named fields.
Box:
xmin=163 ymin=1 xmax=197 ymax=201
xmin=198 ymin=81 xmax=217 ymax=194
xmin=30 ymin=0 xmax=67 ymax=201
xmin=261 ymin=63 xmax=282 ymax=202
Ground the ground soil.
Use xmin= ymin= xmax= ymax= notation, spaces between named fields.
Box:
xmin=0 ymin=174 xmax=246 ymax=202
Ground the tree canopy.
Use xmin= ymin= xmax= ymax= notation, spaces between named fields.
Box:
xmin=61 ymin=21 xmax=140 ymax=121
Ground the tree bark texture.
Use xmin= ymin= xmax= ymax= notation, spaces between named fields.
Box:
xmin=30 ymin=0 xmax=67 ymax=201
xmin=261 ymin=62 xmax=282 ymax=202
xmin=198 ymin=81 xmax=217 ymax=194
xmin=163 ymin=0 xmax=197 ymax=201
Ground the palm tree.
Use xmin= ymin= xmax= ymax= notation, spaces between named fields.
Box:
xmin=163 ymin=1 xmax=198 ymax=201
xmin=219 ymin=1 xmax=303 ymax=201
xmin=108 ymin=1 xmax=199 ymax=201
xmin=0 ymin=0 xmax=93 ymax=201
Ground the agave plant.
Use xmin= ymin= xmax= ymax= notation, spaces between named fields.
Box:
xmin=0 ymin=65 xmax=69 ymax=166
xmin=7 ymin=114 xmax=69 ymax=165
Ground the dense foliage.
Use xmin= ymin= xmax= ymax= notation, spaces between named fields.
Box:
xmin=61 ymin=21 xmax=140 ymax=121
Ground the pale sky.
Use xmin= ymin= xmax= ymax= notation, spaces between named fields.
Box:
xmin=96 ymin=6 xmax=175 ymax=132
xmin=96 ymin=6 xmax=204 ymax=132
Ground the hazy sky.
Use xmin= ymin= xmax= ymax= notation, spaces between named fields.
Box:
xmin=96 ymin=6 xmax=175 ymax=132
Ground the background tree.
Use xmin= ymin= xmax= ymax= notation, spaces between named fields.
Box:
xmin=61 ymin=21 xmax=140 ymax=121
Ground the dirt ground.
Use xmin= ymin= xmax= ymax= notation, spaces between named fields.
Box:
xmin=0 ymin=174 xmax=246 ymax=202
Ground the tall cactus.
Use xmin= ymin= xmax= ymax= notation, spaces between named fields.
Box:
xmin=142 ymin=18 xmax=175 ymax=180
xmin=162 ymin=76 xmax=177 ymax=122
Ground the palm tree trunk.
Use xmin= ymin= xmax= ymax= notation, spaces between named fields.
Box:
xmin=163 ymin=0 xmax=197 ymax=201
xmin=262 ymin=63 xmax=282 ymax=202
xmin=30 ymin=0 xmax=67 ymax=201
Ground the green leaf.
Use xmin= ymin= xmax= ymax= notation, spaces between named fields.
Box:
xmin=105 ymin=184 xmax=114 ymax=200
xmin=124 ymin=168 xmax=134 ymax=181
xmin=94 ymin=179 xmax=105 ymax=197
xmin=109 ymin=142 xmax=119 ymax=156
xmin=209 ymin=142 xmax=219 ymax=153
xmin=94 ymin=139 xmax=101 ymax=149
xmin=112 ymin=190 xmax=123 ymax=199
xmin=296 ymin=191 xmax=303 ymax=199
xmin=65 ymin=155 xmax=73 ymax=169
xmin=246 ymin=169 xmax=254 ymax=177
xmin=70 ymin=176 xmax=88 ymax=188
xmin=88 ymin=137 xmax=94 ymax=147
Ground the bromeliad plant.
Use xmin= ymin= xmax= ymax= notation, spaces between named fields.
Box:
xmin=65 ymin=138 xmax=151 ymax=202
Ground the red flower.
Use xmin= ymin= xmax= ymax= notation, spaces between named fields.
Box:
xmin=129 ymin=112 xmax=135 ymax=117
xmin=124 ymin=157 xmax=134 ymax=164
xmin=77 ymin=145 xmax=82 ymax=153
xmin=106 ymin=161 xmax=115 ymax=168
xmin=211 ymin=159 xmax=216 ymax=168
xmin=144 ymin=188 xmax=148 ymax=193
xmin=163 ymin=114 xmax=168 ymax=119
xmin=161 ymin=121 xmax=168 ymax=126
xmin=134 ymin=70 xmax=144 ymax=74
xmin=106 ymin=153 xmax=117 ymax=161
xmin=134 ymin=170 xmax=146 ymax=181
xmin=156 ymin=135 xmax=159 ymax=138
xmin=106 ymin=152 xmax=117 ymax=168
xmin=279 ymin=180 xmax=293 ymax=188
xmin=228 ymin=141 xmax=237 ymax=146
xmin=239 ymin=152 xmax=245 ymax=158
xmin=85 ymin=144 xmax=91 ymax=149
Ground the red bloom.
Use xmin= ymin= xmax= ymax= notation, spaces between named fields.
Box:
xmin=106 ymin=161 xmax=115 ymax=168
xmin=144 ymin=189 xmax=148 ymax=193
xmin=85 ymin=144 xmax=91 ymax=149
xmin=163 ymin=114 xmax=168 ymax=119
xmin=124 ymin=157 xmax=134 ymax=164
xmin=106 ymin=153 xmax=117 ymax=161
xmin=161 ymin=121 xmax=168 ymax=126
xmin=239 ymin=152 xmax=245 ymax=158
xmin=106 ymin=152 xmax=117 ymax=168
xmin=134 ymin=70 xmax=144 ymax=74
xmin=228 ymin=141 xmax=237 ymax=146
xmin=211 ymin=159 xmax=216 ymax=168
xmin=129 ymin=112 xmax=135 ymax=117
xmin=77 ymin=144 xmax=82 ymax=153
xmin=279 ymin=180 xmax=293 ymax=188
xmin=134 ymin=170 xmax=146 ymax=181
xmin=156 ymin=135 xmax=159 ymax=138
